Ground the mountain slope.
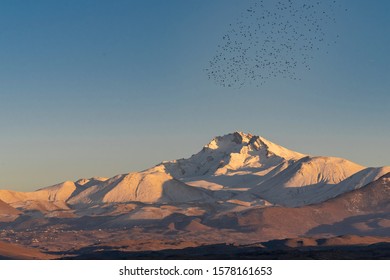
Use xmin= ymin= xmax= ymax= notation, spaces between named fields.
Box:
xmin=235 ymin=173 xmax=390 ymax=240
xmin=0 ymin=181 xmax=76 ymax=204
xmin=249 ymin=156 xmax=367 ymax=206
xmin=0 ymin=199 xmax=21 ymax=222
xmin=67 ymin=171 xmax=213 ymax=205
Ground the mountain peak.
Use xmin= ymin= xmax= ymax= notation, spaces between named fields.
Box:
xmin=162 ymin=132 xmax=306 ymax=178
xmin=203 ymin=132 xmax=305 ymax=160
xmin=204 ymin=132 xmax=253 ymax=150
xmin=205 ymin=132 xmax=253 ymax=149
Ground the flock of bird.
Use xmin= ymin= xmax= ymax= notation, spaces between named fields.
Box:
xmin=206 ymin=0 xmax=346 ymax=88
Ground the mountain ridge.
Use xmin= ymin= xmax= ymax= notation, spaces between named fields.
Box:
xmin=0 ymin=132 xmax=388 ymax=208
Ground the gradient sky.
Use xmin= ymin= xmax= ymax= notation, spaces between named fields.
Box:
xmin=0 ymin=0 xmax=389 ymax=191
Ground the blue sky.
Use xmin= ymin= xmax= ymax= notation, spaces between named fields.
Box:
xmin=0 ymin=0 xmax=389 ymax=190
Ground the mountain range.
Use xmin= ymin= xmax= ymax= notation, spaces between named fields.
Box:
xmin=0 ymin=132 xmax=389 ymax=259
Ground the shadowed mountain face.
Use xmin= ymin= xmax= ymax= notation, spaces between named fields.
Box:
xmin=0 ymin=132 xmax=388 ymax=259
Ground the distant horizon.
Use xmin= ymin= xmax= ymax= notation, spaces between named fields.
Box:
xmin=1 ymin=0 xmax=389 ymax=190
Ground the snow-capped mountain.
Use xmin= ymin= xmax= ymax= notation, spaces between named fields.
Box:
xmin=159 ymin=132 xmax=389 ymax=206
xmin=161 ymin=132 xmax=305 ymax=178
xmin=0 ymin=132 xmax=389 ymax=209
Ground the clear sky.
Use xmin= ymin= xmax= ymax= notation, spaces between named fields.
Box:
xmin=0 ymin=0 xmax=389 ymax=191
